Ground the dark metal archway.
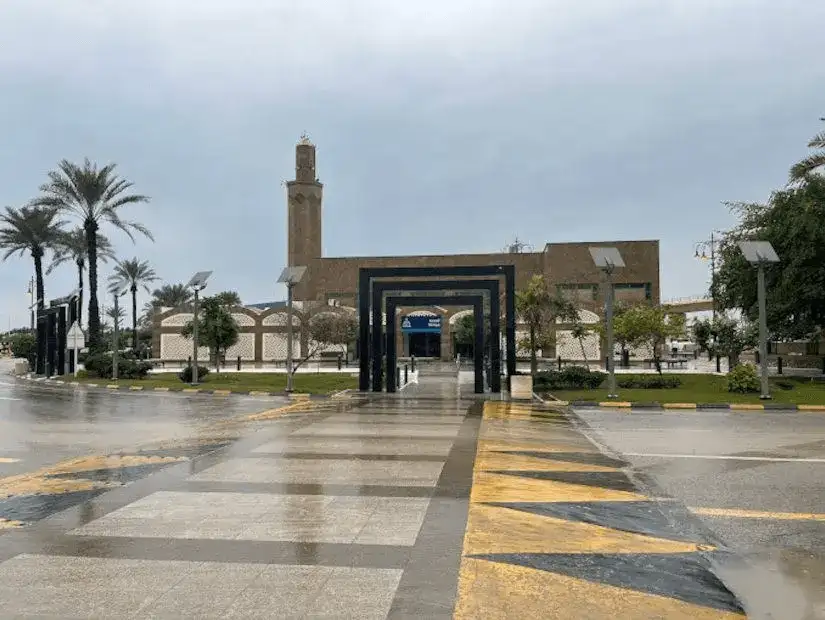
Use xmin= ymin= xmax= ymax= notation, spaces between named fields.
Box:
xmin=358 ymin=265 xmax=516 ymax=392
xmin=386 ymin=295 xmax=484 ymax=393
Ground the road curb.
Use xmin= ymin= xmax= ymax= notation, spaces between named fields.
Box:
xmin=551 ymin=399 xmax=825 ymax=412
xmin=15 ymin=374 xmax=347 ymax=400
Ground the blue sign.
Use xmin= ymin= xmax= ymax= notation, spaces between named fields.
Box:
xmin=401 ymin=315 xmax=442 ymax=333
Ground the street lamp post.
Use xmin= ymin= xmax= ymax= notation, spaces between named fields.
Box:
xmin=278 ymin=266 xmax=307 ymax=393
xmin=590 ymin=247 xmax=625 ymax=399
xmin=110 ymin=283 xmax=129 ymax=381
xmin=694 ymin=231 xmax=725 ymax=372
xmin=738 ymin=241 xmax=780 ymax=400
xmin=186 ymin=271 xmax=212 ymax=386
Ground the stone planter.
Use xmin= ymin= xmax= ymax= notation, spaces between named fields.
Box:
xmin=13 ymin=359 xmax=29 ymax=375
xmin=510 ymin=374 xmax=534 ymax=400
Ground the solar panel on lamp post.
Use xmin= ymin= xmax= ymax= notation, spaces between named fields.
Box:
xmin=186 ymin=271 xmax=212 ymax=385
xmin=738 ymin=241 xmax=780 ymax=400
xmin=278 ymin=266 xmax=307 ymax=393
xmin=589 ymin=247 xmax=625 ymax=399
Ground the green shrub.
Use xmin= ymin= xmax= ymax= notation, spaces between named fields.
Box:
xmin=534 ymin=366 xmax=605 ymax=391
xmin=727 ymin=363 xmax=760 ymax=393
xmin=617 ymin=375 xmax=682 ymax=389
xmin=75 ymin=369 xmax=90 ymax=379
xmin=179 ymin=365 xmax=210 ymax=383
xmin=82 ymin=352 xmax=153 ymax=379
xmin=8 ymin=333 xmax=36 ymax=370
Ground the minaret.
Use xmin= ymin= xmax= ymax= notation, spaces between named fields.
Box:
xmin=286 ymin=134 xmax=323 ymax=300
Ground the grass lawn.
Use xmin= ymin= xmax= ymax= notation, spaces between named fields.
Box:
xmin=74 ymin=372 xmax=358 ymax=395
xmin=546 ymin=374 xmax=825 ymax=405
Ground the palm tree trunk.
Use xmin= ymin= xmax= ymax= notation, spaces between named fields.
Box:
xmin=85 ymin=221 xmax=101 ymax=349
xmin=75 ymin=260 xmax=84 ymax=327
xmin=131 ymin=286 xmax=138 ymax=350
xmin=33 ymin=251 xmax=45 ymax=311
xmin=579 ymin=338 xmax=589 ymax=370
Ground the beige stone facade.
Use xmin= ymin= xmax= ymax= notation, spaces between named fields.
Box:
xmin=153 ymin=138 xmax=661 ymax=363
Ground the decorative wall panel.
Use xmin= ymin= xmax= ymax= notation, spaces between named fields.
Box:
xmin=224 ymin=333 xmax=255 ymax=360
xmin=160 ymin=334 xmax=209 ymax=360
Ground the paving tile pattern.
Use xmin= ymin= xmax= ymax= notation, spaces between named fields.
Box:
xmin=0 ymin=393 xmax=476 ymax=618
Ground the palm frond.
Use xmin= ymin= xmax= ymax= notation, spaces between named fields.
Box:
xmin=807 ymin=131 xmax=825 ymax=149
xmin=789 ymin=153 xmax=825 ymax=183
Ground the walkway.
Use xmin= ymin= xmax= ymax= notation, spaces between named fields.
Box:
xmin=0 ymin=377 xmax=745 ymax=618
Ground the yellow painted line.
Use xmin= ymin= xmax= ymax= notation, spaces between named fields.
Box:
xmin=0 ymin=458 xmax=20 ymax=463
xmin=663 ymin=403 xmax=698 ymax=410
xmin=106 ymin=384 xmax=119 ymax=389
xmin=599 ymin=401 xmax=632 ymax=408
xmin=245 ymin=401 xmax=308 ymax=422
xmin=464 ymin=504 xmax=707 ymax=555
xmin=87 ymin=383 xmax=99 ymax=387
xmin=129 ymin=385 xmax=144 ymax=391
xmin=153 ymin=387 xmax=170 ymax=392
xmin=212 ymin=389 xmax=232 ymax=396
xmin=248 ymin=391 xmax=271 ymax=396
xmin=182 ymin=388 xmax=200 ymax=393
xmin=690 ymin=507 xmax=825 ymax=521
xmin=0 ymin=518 xmax=24 ymax=529
xmin=471 ymin=472 xmax=647 ymax=503
xmin=797 ymin=405 xmax=825 ymax=412
xmin=729 ymin=403 xmax=764 ymax=411
xmin=454 ymin=558 xmax=744 ymax=620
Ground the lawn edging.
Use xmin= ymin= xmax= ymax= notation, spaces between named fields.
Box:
xmin=535 ymin=394 xmax=825 ymax=412
xmin=16 ymin=373 xmax=354 ymax=400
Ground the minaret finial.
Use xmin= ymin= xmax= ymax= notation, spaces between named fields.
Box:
xmin=299 ymin=132 xmax=312 ymax=145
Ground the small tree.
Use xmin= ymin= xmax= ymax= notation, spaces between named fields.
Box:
xmin=607 ymin=304 xmax=684 ymax=374
xmin=292 ymin=312 xmax=358 ymax=371
xmin=181 ymin=296 xmax=239 ymax=372
xmin=691 ymin=318 xmax=714 ymax=361
xmin=516 ymin=275 xmax=566 ymax=375
xmin=453 ymin=313 xmax=490 ymax=359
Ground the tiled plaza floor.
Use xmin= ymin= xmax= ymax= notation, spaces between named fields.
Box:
xmin=0 ymin=379 xmax=749 ymax=618
xmin=0 ymin=393 xmax=478 ymax=619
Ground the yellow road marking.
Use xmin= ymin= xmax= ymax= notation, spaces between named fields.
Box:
xmin=474 ymin=451 xmax=616 ymax=473
xmin=212 ymin=389 xmax=232 ymax=395
xmin=153 ymin=387 xmax=170 ymax=392
xmin=129 ymin=386 xmax=143 ymax=391
xmin=471 ymin=472 xmax=647 ymax=503
xmin=729 ymin=403 xmax=764 ymax=411
xmin=453 ymin=558 xmax=744 ymax=620
xmin=663 ymin=403 xmax=698 ymax=410
xmin=248 ymin=391 xmax=271 ymax=396
xmin=0 ymin=518 xmax=23 ymax=529
xmin=106 ymin=384 xmax=119 ymax=389
xmin=0 ymin=457 xmax=20 ymax=463
xmin=797 ymin=405 xmax=825 ymax=412
xmin=600 ymin=401 xmax=632 ymax=408
xmin=464 ymin=504 xmax=708 ymax=555
xmin=182 ymin=388 xmax=200 ymax=393
xmin=690 ymin=507 xmax=825 ymax=521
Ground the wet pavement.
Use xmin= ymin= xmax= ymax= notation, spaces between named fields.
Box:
xmin=574 ymin=406 xmax=825 ymax=619
xmin=3 ymin=366 xmax=825 ymax=617
xmin=0 ymin=371 xmax=291 ymax=526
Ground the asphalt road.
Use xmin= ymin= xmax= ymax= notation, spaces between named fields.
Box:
xmin=574 ymin=407 xmax=825 ymax=619
xmin=0 ymin=373 xmax=287 ymax=478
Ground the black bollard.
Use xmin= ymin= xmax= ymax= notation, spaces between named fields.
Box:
xmin=716 ymin=355 xmax=721 ymax=373
xmin=822 ymin=356 xmax=825 ymax=375
xmin=557 ymin=356 xmax=562 ymax=371
xmin=396 ymin=367 xmax=401 ymax=388
xmin=337 ymin=356 xmax=342 ymax=371
xmin=777 ymin=356 xmax=783 ymax=375
xmin=404 ymin=364 xmax=408 ymax=384
xmin=411 ymin=355 xmax=416 ymax=372
xmin=237 ymin=356 xmax=241 ymax=371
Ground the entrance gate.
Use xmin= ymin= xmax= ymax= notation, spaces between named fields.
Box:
xmin=358 ymin=265 xmax=516 ymax=393
xmin=386 ymin=295 xmax=485 ymax=393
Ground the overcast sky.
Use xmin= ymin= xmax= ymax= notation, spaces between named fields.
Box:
xmin=1 ymin=0 xmax=823 ymax=328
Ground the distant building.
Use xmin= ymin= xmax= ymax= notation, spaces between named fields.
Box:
xmin=153 ymin=138 xmax=660 ymax=363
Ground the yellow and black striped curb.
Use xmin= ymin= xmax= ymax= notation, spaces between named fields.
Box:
xmin=18 ymin=374 xmax=358 ymax=401
xmin=453 ymin=401 xmax=745 ymax=618
xmin=537 ymin=396 xmax=825 ymax=412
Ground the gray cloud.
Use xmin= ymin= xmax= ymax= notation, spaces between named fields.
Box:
xmin=1 ymin=0 xmax=823 ymax=326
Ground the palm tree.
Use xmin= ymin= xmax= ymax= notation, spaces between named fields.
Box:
xmin=32 ymin=158 xmax=152 ymax=349
xmin=47 ymin=227 xmax=115 ymax=327
xmin=142 ymin=283 xmax=193 ymax=325
xmin=0 ymin=206 xmax=65 ymax=312
xmin=789 ymin=120 xmax=825 ymax=183
xmin=108 ymin=258 xmax=159 ymax=349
